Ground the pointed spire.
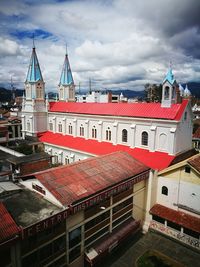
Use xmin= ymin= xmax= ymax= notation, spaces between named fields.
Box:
xmin=59 ymin=47 xmax=74 ymax=86
xmin=26 ymin=41 xmax=43 ymax=83
xmin=163 ymin=66 xmax=175 ymax=85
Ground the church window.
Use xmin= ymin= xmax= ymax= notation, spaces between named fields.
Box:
xmin=27 ymin=122 xmax=30 ymax=131
xmin=161 ymin=186 xmax=168 ymax=196
xmin=122 ymin=129 xmax=128 ymax=142
xmin=58 ymin=123 xmax=62 ymax=133
xmin=141 ymin=131 xmax=148 ymax=146
xmin=65 ymin=157 xmax=70 ymax=165
xmin=69 ymin=124 xmax=73 ymax=135
xmin=80 ymin=125 xmax=84 ymax=136
xmin=92 ymin=126 xmax=97 ymax=138
xmin=185 ymin=166 xmax=191 ymax=173
xmin=54 ymin=155 xmax=58 ymax=164
xmin=106 ymin=127 xmax=111 ymax=141
xmin=184 ymin=112 xmax=187 ymax=120
xmin=49 ymin=122 xmax=53 ymax=131
xmin=164 ymin=86 xmax=170 ymax=100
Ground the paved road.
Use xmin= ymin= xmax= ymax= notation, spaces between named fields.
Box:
xmin=100 ymin=231 xmax=200 ymax=267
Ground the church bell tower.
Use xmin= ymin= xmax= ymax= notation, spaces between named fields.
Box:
xmin=21 ymin=42 xmax=48 ymax=138
xmin=161 ymin=67 xmax=177 ymax=108
xmin=58 ymin=47 xmax=75 ymax=102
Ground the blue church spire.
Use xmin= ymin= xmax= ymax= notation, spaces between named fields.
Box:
xmin=163 ymin=66 xmax=175 ymax=85
xmin=26 ymin=40 xmax=43 ymax=82
xmin=59 ymin=46 xmax=74 ymax=86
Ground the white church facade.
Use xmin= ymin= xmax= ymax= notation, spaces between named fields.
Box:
xmin=21 ymin=45 xmax=193 ymax=171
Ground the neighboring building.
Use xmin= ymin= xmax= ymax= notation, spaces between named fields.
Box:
xmin=76 ymin=91 xmax=126 ymax=103
xmin=21 ymin=45 xmax=193 ymax=171
xmin=193 ymin=126 xmax=200 ymax=151
xmin=0 ymin=151 xmax=151 ymax=267
xmin=0 ymin=183 xmax=63 ymax=267
xmin=149 ymin=153 xmax=200 ymax=251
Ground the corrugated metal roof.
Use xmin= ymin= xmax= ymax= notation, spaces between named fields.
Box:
xmin=39 ymin=131 xmax=174 ymax=170
xmin=33 ymin=151 xmax=149 ymax=206
xmin=48 ymin=100 xmax=188 ymax=121
xmin=0 ymin=202 xmax=19 ymax=243
xmin=150 ymin=204 xmax=200 ymax=233
xmin=188 ymin=154 xmax=200 ymax=173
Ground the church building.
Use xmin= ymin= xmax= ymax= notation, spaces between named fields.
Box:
xmin=21 ymin=45 xmax=193 ymax=171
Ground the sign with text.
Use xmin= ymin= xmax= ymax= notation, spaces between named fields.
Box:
xmin=71 ymin=170 xmax=149 ymax=213
xmin=22 ymin=209 xmax=69 ymax=239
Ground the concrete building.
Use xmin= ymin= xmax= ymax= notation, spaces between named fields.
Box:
xmin=149 ymin=153 xmax=200 ymax=251
xmin=0 ymin=151 xmax=151 ymax=267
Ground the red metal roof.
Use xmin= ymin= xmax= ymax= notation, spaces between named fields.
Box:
xmin=48 ymin=100 xmax=188 ymax=121
xmin=150 ymin=204 xmax=200 ymax=233
xmin=39 ymin=131 xmax=175 ymax=170
xmin=0 ymin=202 xmax=19 ymax=244
xmin=33 ymin=151 xmax=149 ymax=206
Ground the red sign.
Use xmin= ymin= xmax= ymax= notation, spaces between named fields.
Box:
xmin=22 ymin=209 xmax=69 ymax=239
xmin=71 ymin=170 xmax=149 ymax=213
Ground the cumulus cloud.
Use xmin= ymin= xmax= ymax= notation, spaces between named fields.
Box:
xmin=0 ymin=0 xmax=199 ymax=91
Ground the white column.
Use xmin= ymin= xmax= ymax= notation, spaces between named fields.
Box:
xmin=150 ymin=126 xmax=157 ymax=152
xmin=98 ymin=121 xmax=102 ymax=142
xmin=62 ymin=118 xmax=66 ymax=135
xmin=169 ymin=128 xmax=176 ymax=155
xmin=130 ymin=124 xmax=136 ymax=148
xmin=112 ymin=122 xmax=118 ymax=145
xmin=73 ymin=118 xmax=77 ymax=137
xmin=52 ymin=117 xmax=56 ymax=133
xmin=143 ymin=169 xmax=154 ymax=233
xmin=85 ymin=120 xmax=89 ymax=139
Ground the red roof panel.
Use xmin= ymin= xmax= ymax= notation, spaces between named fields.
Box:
xmin=39 ymin=131 xmax=174 ymax=170
xmin=150 ymin=204 xmax=200 ymax=233
xmin=33 ymin=151 xmax=149 ymax=206
xmin=48 ymin=100 xmax=188 ymax=121
xmin=0 ymin=202 xmax=19 ymax=244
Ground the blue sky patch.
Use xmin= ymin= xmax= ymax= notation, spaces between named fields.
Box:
xmin=11 ymin=29 xmax=53 ymax=40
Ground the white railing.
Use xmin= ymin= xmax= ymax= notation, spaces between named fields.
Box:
xmin=150 ymin=221 xmax=200 ymax=250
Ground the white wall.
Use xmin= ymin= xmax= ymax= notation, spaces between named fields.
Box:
xmin=157 ymin=176 xmax=200 ymax=214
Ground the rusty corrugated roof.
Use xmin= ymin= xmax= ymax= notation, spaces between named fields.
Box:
xmin=33 ymin=151 xmax=149 ymax=206
xmin=188 ymin=154 xmax=200 ymax=173
xmin=0 ymin=202 xmax=19 ymax=244
xmin=150 ymin=204 xmax=200 ymax=233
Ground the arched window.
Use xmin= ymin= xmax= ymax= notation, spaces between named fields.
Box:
xmin=141 ymin=131 xmax=148 ymax=146
xmin=69 ymin=123 xmax=72 ymax=135
xmin=60 ymin=88 xmax=64 ymax=99
xmin=161 ymin=186 xmax=168 ymax=196
xmin=65 ymin=157 xmax=69 ymax=165
xmin=49 ymin=122 xmax=53 ymax=131
xmin=122 ymin=129 xmax=128 ymax=143
xmin=27 ymin=122 xmax=30 ymax=131
xmin=106 ymin=127 xmax=111 ymax=141
xmin=164 ymin=86 xmax=170 ymax=100
xmin=159 ymin=133 xmax=167 ymax=151
xmin=184 ymin=112 xmax=187 ymax=120
xmin=92 ymin=126 xmax=97 ymax=138
xmin=58 ymin=123 xmax=62 ymax=133
xmin=80 ymin=124 xmax=84 ymax=136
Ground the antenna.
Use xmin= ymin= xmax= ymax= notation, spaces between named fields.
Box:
xmin=169 ymin=60 xmax=172 ymax=69
xmin=32 ymin=33 xmax=35 ymax=48
xmin=65 ymin=43 xmax=68 ymax=55
xmin=79 ymin=82 xmax=81 ymax=94
xmin=89 ymin=78 xmax=92 ymax=94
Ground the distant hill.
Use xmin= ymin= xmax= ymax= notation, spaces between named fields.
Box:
xmin=0 ymin=87 xmax=24 ymax=102
xmin=1 ymin=81 xmax=199 ymax=102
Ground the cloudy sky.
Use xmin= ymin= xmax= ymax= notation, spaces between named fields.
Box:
xmin=0 ymin=0 xmax=200 ymax=92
